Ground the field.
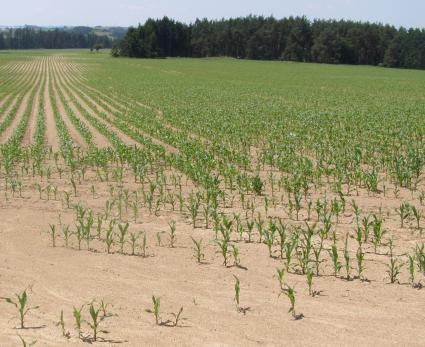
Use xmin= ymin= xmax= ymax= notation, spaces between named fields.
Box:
xmin=0 ymin=49 xmax=425 ymax=346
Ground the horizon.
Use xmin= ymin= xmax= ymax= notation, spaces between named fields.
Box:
xmin=0 ymin=0 xmax=424 ymax=29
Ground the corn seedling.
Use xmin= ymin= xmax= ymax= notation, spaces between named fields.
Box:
xmin=344 ymin=234 xmax=351 ymax=280
xmin=216 ymin=238 xmax=230 ymax=267
xmin=252 ymin=175 xmax=263 ymax=195
xmin=47 ymin=224 xmax=57 ymax=247
xmin=140 ymin=232 xmax=147 ymax=257
xmin=372 ymin=215 xmax=386 ymax=253
xmin=146 ymin=295 xmax=161 ymax=325
xmin=168 ymin=221 xmax=177 ymax=248
xmin=246 ymin=220 xmax=254 ymax=243
xmin=282 ymin=284 xmax=302 ymax=320
xmin=408 ymin=254 xmax=416 ymax=287
xmin=56 ymin=310 xmax=71 ymax=339
xmin=87 ymin=301 xmax=112 ymax=341
xmin=2 ymin=289 xmax=39 ymax=329
xmin=61 ymin=224 xmax=71 ymax=248
xmin=276 ymin=267 xmax=285 ymax=291
xmin=105 ymin=223 xmax=114 ymax=254
xmin=233 ymin=275 xmax=240 ymax=311
xmin=118 ymin=222 xmax=129 ymax=254
xmin=411 ymin=205 xmax=422 ymax=231
xmin=361 ymin=215 xmax=372 ymax=243
xmin=356 ymin=246 xmax=366 ymax=280
xmin=191 ymin=237 xmax=205 ymax=264
xmin=277 ymin=221 xmax=287 ymax=259
xmin=386 ymin=239 xmax=403 ymax=284
xmin=73 ymin=305 xmax=85 ymax=339
xmin=70 ymin=177 xmax=77 ymax=197
xmin=263 ymin=227 xmax=276 ymax=258
xmin=329 ymin=242 xmax=342 ymax=277
xmin=396 ymin=203 xmax=411 ymax=228
xmin=284 ymin=233 xmax=298 ymax=272
xmin=306 ymin=268 xmax=314 ymax=296
xmin=231 ymin=244 xmax=241 ymax=267
xmin=129 ymin=231 xmax=142 ymax=256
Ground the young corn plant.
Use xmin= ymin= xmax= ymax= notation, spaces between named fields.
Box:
xmin=233 ymin=275 xmax=249 ymax=314
xmin=146 ymin=295 xmax=161 ymax=325
xmin=105 ymin=222 xmax=114 ymax=254
xmin=408 ymin=254 xmax=417 ymax=288
xmin=276 ymin=267 xmax=285 ymax=291
xmin=128 ymin=231 xmax=142 ymax=256
xmin=246 ymin=220 xmax=255 ymax=243
xmin=306 ymin=268 xmax=314 ymax=296
xmin=252 ymin=175 xmax=263 ymax=195
xmin=396 ymin=203 xmax=411 ymax=228
xmin=282 ymin=285 xmax=303 ymax=320
xmin=233 ymin=275 xmax=240 ymax=312
xmin=73 ymin=305 xmax=85 ymax=339
xmin=284 ymin=233 xmax=298 ymax=272
xmin=75 ymin=225 xmax=84 ymax=251
xmin=118 ymin=222 xmax=129 ymax=254
xmin=56 ymin=310 xmax=71 ymax=339
xmin=188 ymin=199 xmax=200 ymax=228
xmin=2 ymin=289 xmax=39 ymax=329
xmin=351 ymin=200 xmax=361 ymax=227
xmin=47 ymin=224 xmax=57 ymax=248
xmin=344 ymin=234 xmax=351 ymax=280
xmin=386 ymin=239 xmax=403 ymax=284
xmin=168 ymin=221 xmax=177 ymax=248
xmin=356 ymin=246 xmax=366 ymax=280
xmin=263 ymin=227 xmax=275 ymax=258
xmin=361 ymin=215 xmax=372 ymax=243
xmin=411 ymin=205 xmax=422 ymax=231
xmin=329 ymin=243 xmax=342 ymax=277
xmin=191 ymin=237 xmax=205 ymax=264
xmin=216 ymin=238 xmax=230 ymax=267
xmin=312 ymin=229 xmax=326 ymax=276
xmin=140 ymin=232 xmax=148 ymax=258
xmin=88 ymin=301 xmax=112 ymax=342
xmin=231 ymin=245 xmax=241 ymax=268
xmin=372 ymin=216 xmax=386 ymax=253
xmin=61 ymin=224 xmax=71 ymax=248
xmin=277 ymin=221 xmax=287 ymax=259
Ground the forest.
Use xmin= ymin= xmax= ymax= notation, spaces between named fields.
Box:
xmin=114 ymin=16 xmax=425 ymax=69
xmin=0 ymin=27 xmax=112 ymax=49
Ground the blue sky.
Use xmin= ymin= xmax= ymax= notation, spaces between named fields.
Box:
xmin=1 ymin=0 xmax=424 ymax=28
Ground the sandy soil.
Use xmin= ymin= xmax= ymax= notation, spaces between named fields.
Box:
xmin=1 ymin=173 xmax=425 ymax=347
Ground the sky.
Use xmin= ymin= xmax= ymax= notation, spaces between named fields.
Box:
xmin=0 ymin=0 xmax=424 ymax=28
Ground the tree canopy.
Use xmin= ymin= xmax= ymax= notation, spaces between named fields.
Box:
xmin=0 ymin=27 xmax=112 ymax=50
xmin=115 ymin=16 xmax=425 ymax=69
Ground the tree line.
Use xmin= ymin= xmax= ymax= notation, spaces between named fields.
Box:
xmin=113 ymin=16 xmax=425 ymax=69
xmin=0 ymin=27 xmax=112 ymax=50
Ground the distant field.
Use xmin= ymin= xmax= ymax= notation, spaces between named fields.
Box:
xmin=0 ymin=50 xmax=425 ymax=346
